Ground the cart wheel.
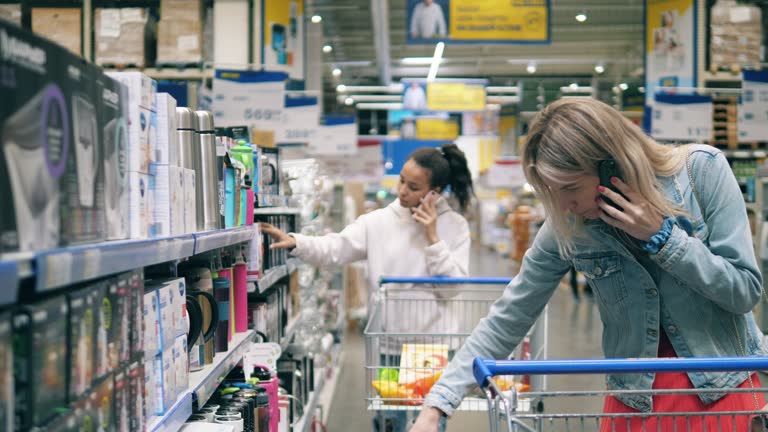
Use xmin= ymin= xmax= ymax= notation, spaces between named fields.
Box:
xmin=535 ymin=400 xmax=544 ymax=413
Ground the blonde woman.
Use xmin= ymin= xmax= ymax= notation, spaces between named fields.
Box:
xmin=411 ymin=98 xmax=767 ymax=432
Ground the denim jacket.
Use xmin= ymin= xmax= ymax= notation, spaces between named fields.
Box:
xmin=425 ymin=144 xmax=766 ymax=414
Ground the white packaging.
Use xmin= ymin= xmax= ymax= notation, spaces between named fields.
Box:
xmin=105 ymin=71 xmax=157 ymax=111
xmin=169 ymin=165 xmax=184 ymax=235
xmin=124 ymin=106 xmax=154 ymax=174
xmin=128 ymin=172 xmax=152 ymax=239
xmin=143 ymin=358 xmax=157 ymax=417
xmin=151 ymin=164 xmax=170 ymax=238
xmin=154 ymin=349 xmax=175 ymax=415
xmin=183 ymin=168 xmax=197 ymax=234
xmin=155 ymin=93 xmax=178 ymax=165
xmin=151 ymin=277 xmax=187 ymax=338
xmin=143 ymin=290 xmax=159 ymax=357
xmin=153 ymin=283 xmax=175 ymax=352
xmin=173 ymin=335 xmax=188 ymax=396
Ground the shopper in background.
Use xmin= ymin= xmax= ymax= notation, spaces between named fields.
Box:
xmin=260 ymin=143 xmax=474 ymax=432
xmin=411 ymin=98 xmax=767 ymax=432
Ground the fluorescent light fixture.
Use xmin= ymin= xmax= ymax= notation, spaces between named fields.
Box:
xmin=323 ymin=45 xmax=333 ymax=53
xmin=570 ymin=83 xmax=579 ymax=89
xmin=427 ymin=42 xmax=445 ymax=81
xmin=575 ymin=13 xmax=587 ymax=22
xmin=311 ymin=15 xmax=322 ymax=23
xmin=526 ymin=62 xmax=537 ymax=74
xmin=344 ymin=97 xmax=354 ymax=106
xmin=594 ymin=64 xmax=605 ymax=74
xmin=332 ymin=68 xmax=342 ymax=77
xmin=619 ymin=83 xmax=629 ymax=91
xmin=336 ymin=84 xmax=347 ymax=93
xmin=638 ymin=86 xmax=646 ymax=93
xmin=402 ymin=57 xmax=435 ymax=65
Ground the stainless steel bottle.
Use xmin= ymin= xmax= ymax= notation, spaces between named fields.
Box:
xmin=195 ymin=110 xmax=221 ymax=231
xmin=175 ymin=108 xmax=197 ymax=171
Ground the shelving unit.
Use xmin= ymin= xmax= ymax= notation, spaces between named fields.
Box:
xmin=293 ymin=344 xmax=344 ymax=432
xmin=249 ymin=258 xmax=303 ymax=294
xmin=253 ymin=207 xmax=302 ymax=216
xmin=103 ymin=67 xmax=214 ymax=81
xmin=148 ymin=392 xmax=193 ymax=432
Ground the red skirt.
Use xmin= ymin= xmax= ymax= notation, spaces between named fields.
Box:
xmin=600 ymin=332 xmax=765 ymax=432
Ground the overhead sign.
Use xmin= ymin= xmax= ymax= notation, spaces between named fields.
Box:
xmin=406 ymin=0 xmax=550 ymax=44
xmin=308 ymin=116 xmax=357 ymax=155
xmin=428 ymin=82 xmax=486 ymax=111
xmin=739 ymin=70 xmax=768 ymax=142
xmin=652 ymin=93 xmax=712 ymax=142
xmin=416 ymin=117 xmax=459 ymax=140
xmin=212 ymin=70 xmax=287 ymax=135
xmin=645 ymin=0 xmax=697 ymax=135
xmin=487 ymin=157 xmax=526 ymax=188
xmin=263 ymin=0 xmax=305 ymax=83
xmin=276 ymin=94 xmax=319 ymax=144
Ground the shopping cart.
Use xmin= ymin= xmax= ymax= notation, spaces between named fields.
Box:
xmin=474 ymin=356 xmax=768 ymax=432
xmin=364 ymin=276 xmax=548 ymax=431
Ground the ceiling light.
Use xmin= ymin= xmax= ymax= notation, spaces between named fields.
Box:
xmin=594 ymin=64 xmax=605 ymax=74
xmin=344 ymin=97 xmax=354 ymax=106
xmin=311 ymin=15 xmax=322 ymax=23
xmin=402 ymin=57 xmax=435 ymax=65
xmin=570 ymin=83 xmax=578 ymax=89
xmin=332 ymin=68 xmax=342 ymax=77
xmin=526 ymin=62 xmax=537 ymax=74
xmin=619 ymin=83 xmax=629 ymax=91
xmin=323 ymin=45 xmax=333 ymax=53
xmin=427 ymin=42 xmax=445 ymax=81
xmin=638 ymin=86 xmax=646 ymax=93
xmin=336 ymin=84 xmax=346 ymax=93
xmin=575 ymin=13 xmax=587 ymax=22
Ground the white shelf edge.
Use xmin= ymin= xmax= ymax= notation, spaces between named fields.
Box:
xmin=188 ymin=330 xmax=256 ymax=408
xmin=148 ymin=391 xmax=193 ymax=432
xmin=103 ymin=67 xmax=214 ymax=81
xmin=253 ymin=207 xmax=302 ymax=216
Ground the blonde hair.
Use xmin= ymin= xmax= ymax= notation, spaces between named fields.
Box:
xmin=523 ymin=98 xmax=689 ymax=257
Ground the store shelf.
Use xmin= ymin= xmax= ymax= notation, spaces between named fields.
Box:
xmin=746 ymin=202 xmax=760 ymax=212
xmin=194 ymin=226 xmax=254 ymax=255
xmin=250 ymin=259 xmax=300 ymax=294
xmin=281 ymin=316 xmax=301 ymax=351
xmin=103 ymin=67 xmax=214 ymax=81
xmin=189 ymin=330 xmax=257 ymax=409
xmin=148 ymin=391 xmax=193 ymax=432
xmin=253 ymin=207 xmax=302 ymax=216
xmin=294 ymin=363 xmax=341 ymax=432
xmin=286 ymin=257 xmax=302 ymax=274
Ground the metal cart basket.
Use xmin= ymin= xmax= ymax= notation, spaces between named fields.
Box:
xmin=474 ymin=356 xmax=768 ymax=432
xmin=364 ymin=276 xmax=548 ymax=430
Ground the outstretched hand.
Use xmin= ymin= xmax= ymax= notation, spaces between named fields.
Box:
xmin=258 ymin=222 xmax=297 ymax=250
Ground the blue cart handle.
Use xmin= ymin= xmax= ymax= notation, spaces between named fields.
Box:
xmin=473 ymin=357 xmax=768 ymax=388
xmin=380 ymin=276 xmax=512 ymax=285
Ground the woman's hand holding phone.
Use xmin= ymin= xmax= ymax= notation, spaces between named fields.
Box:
xmin=413 ymin=191 xmax=440 ymax=244
xmin=596 ymin=178 xmax=665 ymax=242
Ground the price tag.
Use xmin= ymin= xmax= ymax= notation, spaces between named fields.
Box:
xmin=156 ymin=240 xmax=170 ymax=262
xmin=82 ymin=249 xmax=102 ymax=280
xmin=243 ymin=342 xmax=282 ymax=378
xmin=45 ymin=252 xmax=73 ymax=290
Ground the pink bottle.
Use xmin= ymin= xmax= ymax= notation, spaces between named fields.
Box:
xmin=234 ymin=257 xmax=248 ymax=333
xmin=252 ymin=365 xmax=280 ymax=432
xmin=218 ymin=267 xmax=234 ymax=342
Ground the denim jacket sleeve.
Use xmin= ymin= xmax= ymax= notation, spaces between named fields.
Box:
xmin=650 ymin=150 xmax=763 ymax=314
xmin=424 ymin=222 xmax=570 ymax=416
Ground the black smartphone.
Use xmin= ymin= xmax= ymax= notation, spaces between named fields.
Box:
xmin=598 ymin=159 xmax=625 ymax=211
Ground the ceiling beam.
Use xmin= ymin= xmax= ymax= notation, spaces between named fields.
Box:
xmin=370 ymin=0 xmax=392 ymax=84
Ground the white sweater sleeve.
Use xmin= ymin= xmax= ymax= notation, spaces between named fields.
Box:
xmin=424 ymin=219 xmax=470 ymax=277
xmin=290 ymin=216 xmax=368 ymax=267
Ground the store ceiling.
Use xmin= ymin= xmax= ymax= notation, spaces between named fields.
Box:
xmin=307 ymin=0 xmax=645 ymax=85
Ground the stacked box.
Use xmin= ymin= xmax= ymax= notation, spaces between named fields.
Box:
xmin=183 ymin=168 xmax=197 ymax=233
xmin=710 ymin=2 xmax=763 ymax=69
xmin=169 ymin=165 xmax=185 ymax=235
xmin=68 ymin=287 xmax=97 ymax=401
xmin=0 ymin=5 xmax=21 ymax=25
xmin=95 ymin=8 xmax=151 ymax=67
xmin=31 ymin=8 xmax=82 ymax=56
xmin=157 ymin=0 xmax=203 ymax=65
xmin=128 ymin=361 xmax=145 ymax=432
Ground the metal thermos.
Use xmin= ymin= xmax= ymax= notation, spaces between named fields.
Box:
xmin=195 ymin=110 xmax=222 ymax=231
xmin=175 ymin=108 xmax=197 ymax=171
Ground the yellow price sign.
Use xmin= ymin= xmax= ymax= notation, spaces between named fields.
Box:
xmin=427 ymin=82 xmax=486 ymax=112
xmin=416 ymin=118 xmax=459 ymax=140
xmin=450 ymin=0 xmax=548 ymax=42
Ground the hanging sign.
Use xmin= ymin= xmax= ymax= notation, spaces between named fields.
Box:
xmin=308 ymin=116 xmax=357 ymax=155
xmin=427 ymin=81 xmax=486 ymax=112
xmin=739 ymin=70 xmax=768 ymax=142
xmin=262 ymin=0 xmax=305 ymax=82
xmin=416 ymin=117 xmax=459 ymax=140
xmin=652 ymin=93 xmax=712 ymax=141
xmin=487 ymin=157 xmax=526 ymax=188
xmin=212 ymin=70 xmax=287 ymax=136
xmin=276 ymin=94 xmax=319 ymax=144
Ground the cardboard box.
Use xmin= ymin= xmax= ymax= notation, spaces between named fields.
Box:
xmin=95 ymin=8 xmax=150 ymax=67
xmin=150 ymin=163 xmax=170 ymax=238
xmin=155 ymin=93 xmax=177 ymax=165
xmin=157 ymin=19 xmax=203 ymax=65
xmin=95 ymin=278 xmax=127 ymax=378
xmin=173 ymin=335 xmax=188 ymax=396
xmin=31 ymin=8 xmax=82 ymax=55
xmin=128 ymin=172 xmax=152 ymax=239
xmin=13 ymin=297 xmax=69 ymax=429
xmin=128 ymin=361 xmax=145 ymax=432
xmin=98 ymin=73 xmax=130 ymax=240
xmin=154 ymin=349 xmax=175 ymax=415
xmin=0 ymin=22 xmax=73 ymax=252
xmin=0 ymin=4 xmax=21 ymax=25
xmin=106 ymin=72 xmax=157 ymax=174
xmin=169 ymin=165 xmax=184 ymax=235
xmin=0 ymin=312 xmax=12 ymax=432
xmin=68 ymin=287 xmax=97 ymax=401
xmin=143 ymin=289 xmax=159 ymax=358
xmin=105 ymin=71 xmax=156 ymax=111
xmin=152 ymin=281 xmax=175 ymax=351
xmin=183 ymin=168 xmax=197 ymax=233
xmin=160 ymin=0 xmax=203 ymax=22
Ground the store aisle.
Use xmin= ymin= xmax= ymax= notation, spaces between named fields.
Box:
xmin=326 ymin=246 xmax=604 ymax=431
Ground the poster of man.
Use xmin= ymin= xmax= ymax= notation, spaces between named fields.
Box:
xmin=408 ymin=0 xmax=448 ymax=40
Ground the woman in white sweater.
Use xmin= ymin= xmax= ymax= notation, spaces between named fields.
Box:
xmin=260 ymin=143 xmax=474 ymax=432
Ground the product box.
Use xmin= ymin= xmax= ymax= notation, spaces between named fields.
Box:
xmin=13 ymin=297 xmax=69 ymax=429
xmin=157 ymin=19 xmax=203 ymax=65
xmin=113 ymin=369 xmax=130 ymax=432
xmin=128 ymin=270 xmax=145 ymax=360
xmin=169 ymin=165 xmax=185 ymax=235
xmin=156 ymin=277 xmax=187 ymax=338
xmin=114 ymin=273 xmax=132 ymax=365
xmin=106 ymin=72 xmax=157 ymax=174
xmin=128 ymin=361 xmax=145 ymax=432
xmin=173 ymin=335 xmax=188 ymax=396
xmin=95 ymin=278 xmax=127 ymax=377
xmin=68 ymin=287 xmax=96 ymax=401
xmin=150 ymin=163 xmax=170 ymax=238
xmin=89 ymin=376 xmax=114 ymax=432
xmin=152 ymin=282 xmax=175 ymax=351
xmin=155 ymin=93 xmax=177 ymax=165
xmin=153 ymin=349 xmax=176 ymax=415
xmin=31 ymin=8 xmax=82 ymax=55
xmin=0 ymin=5 xmax=21 ymax=25
xmin=105 ymin=71 xmax=156 ymax=111
xmin=128 ymin=172 xmax=153 ymax=239
xmin=59 ymin=59 xmax=106 ymax=247
xmin=0 ymin=312 xmax=12 ymax=432
xmin=0 ymin=22 xmax=70 ymax=252
xmin=183 ymin=168 xmax=197 ymax=233
xmin=95 ymin=8 xmax=151 ymax=68
xmin=160 ymin=0 xmax=203 ymax=22
xmin=97 ymin=72 xmax=130 ymax=241
xmin=143 ymin=289 xmax=159 ymax=358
